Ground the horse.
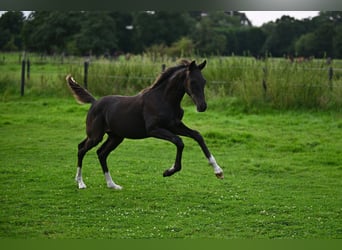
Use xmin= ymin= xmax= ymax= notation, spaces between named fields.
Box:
xmin=66 ymin=59 xmax=223 ymax=190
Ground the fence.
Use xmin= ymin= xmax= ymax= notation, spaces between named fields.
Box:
xmin=18 ymin=57 xmax=341 ymax=97
xmin=5 ymin=53 xmax=340 ymax=109
xmin=19 ymin=58 xmax=169 ymax=96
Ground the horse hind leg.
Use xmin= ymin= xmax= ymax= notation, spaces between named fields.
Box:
xmin=97 ymin=135 xmax=124 ymax=190
xmin=75 ymin=138 xmax=87 ymax=189
xmin=75 ymin=136 xmax=103 ymax=189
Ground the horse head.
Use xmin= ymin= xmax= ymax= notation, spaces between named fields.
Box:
xmin=185 ymin=60 xmax=207 ymax=112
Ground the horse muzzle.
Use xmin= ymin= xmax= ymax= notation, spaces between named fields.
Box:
xmin=196 ymin=101 xmax=207 ymax=112
xmin=189 ymin=93 xmax=207 ymax=112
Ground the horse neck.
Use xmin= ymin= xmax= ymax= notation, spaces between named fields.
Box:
xmin=143 ymin=68 xmax=187 ymax=107
xmin=162 ymin=72 xmax=187 ymax=106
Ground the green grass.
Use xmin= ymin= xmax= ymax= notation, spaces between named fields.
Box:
xmin=0 ymin=97 xmax=341 ymax=239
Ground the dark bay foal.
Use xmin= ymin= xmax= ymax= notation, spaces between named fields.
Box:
xmin=67 ymin=60 xmax=223 ymax=189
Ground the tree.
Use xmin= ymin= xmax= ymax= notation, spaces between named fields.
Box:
xmin=167 ymin=37 xmax=195 ymax=57
xmin=22 ymin=11 xmax=81 ymax=54
xmin=75 ymin=12 xmax=118 ymax=56
xmin=108 ymin=12 xmax=134 ymax=53
xmin=333 ymin=24 xmax=342 ymax=58
xmin=235 ymin=27 xmax=266 ymax=56
xmin=0 ymin=11 xmax=24 ymax=50
xmin=191 ymin=11 xmax=254 ymax=56
xmin=4 ymin=11 xmax=342 ymax=58
xmin=316 ymin=11 xmax=342 ymax=24
xmin=191 ymin=15 xmax=227 ymax=55
xmin=310 ymin=22 xmax=335 ymax=58
xmin=131 ymin=11 xmax=195 ymax=53
xmin=222 ymin=28 xmax=238 ymax=55
xmin=295 ymin=32 xmax=316 ymax=56
xmin=311 ymin=13 xmax=337 ymax=57
xmin=261 ymin=15 xmax=306 ymax=57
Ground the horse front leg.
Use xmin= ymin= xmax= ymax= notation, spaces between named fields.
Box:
xmin=173 ymin=122 xmax=224 ymax=179
xmin=148 ymin=128 xmax=184 ymax=177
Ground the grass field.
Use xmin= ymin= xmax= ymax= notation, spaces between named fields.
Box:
xmin=0 ymin=96 xmax=341 ymax=239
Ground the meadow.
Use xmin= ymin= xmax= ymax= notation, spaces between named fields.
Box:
xmin=0 ymin=53 xmax=341 ymax=239
xmin=0 ymin=96 xmax=341 ymax=239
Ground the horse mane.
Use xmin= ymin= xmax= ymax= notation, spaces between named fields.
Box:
xmin=141 ymin=59 xmax=191 ymax=93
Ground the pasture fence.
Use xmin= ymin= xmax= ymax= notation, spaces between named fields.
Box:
xmin=84 ymin=60 xmax=89 ymax=89
xmin=6 ymin=53 xmax=342 ymax=109
xmin=19 ymin=58 xmax=340 ymax=93
xmin=20 ymin=58 xmax=26 ymax=96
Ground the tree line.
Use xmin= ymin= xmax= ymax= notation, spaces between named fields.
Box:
xmin=1 ymin=11 xmax=342 ymax=58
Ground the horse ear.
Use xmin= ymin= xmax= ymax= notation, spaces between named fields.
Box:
xmin=189 ymin=60 xmax=197 ymax=71
xmin=198 ymin=60 xmax=207 ymax=70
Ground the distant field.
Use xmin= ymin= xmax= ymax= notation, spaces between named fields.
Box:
xmin=0 ymin=97 xmax=341 ymax=239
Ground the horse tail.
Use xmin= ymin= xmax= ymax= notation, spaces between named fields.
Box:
xmin=66 ymin=75 xmax=96 ymax=104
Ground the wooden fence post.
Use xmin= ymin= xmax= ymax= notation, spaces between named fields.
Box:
xmin=84 ymin=60 xmax=89 ymax=89
xmin=20 ymin=59 xmax=26 ymax=96
xmin=26 ymin=58 xmax=30 ymax=80
xmin=262 ymin=66 xmax=267 ymax=96
xmin=329 ymin=67 xmax=333 ymax=90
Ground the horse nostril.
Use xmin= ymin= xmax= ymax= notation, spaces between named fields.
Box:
xmin=197 ymin=102 xmax=207 ymax=112
xmin=202 ymin=103 xmax=207 ymax=111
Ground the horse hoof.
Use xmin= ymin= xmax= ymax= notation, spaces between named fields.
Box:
xmin=163 ymin=168 xmax=175 ymax=177
xmin=78 ymin=183 xmax=87 ymax=189
xmin=163 ymin=170 xmax=171 ymax=177
xmin=215 ymin=172 xmax=224 ymax=179
xmin=107 ymin=183 xmax=123 ymax=190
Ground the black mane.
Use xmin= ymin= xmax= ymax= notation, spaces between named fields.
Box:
xmin=141 ymin=60 xmax=191 ymax=93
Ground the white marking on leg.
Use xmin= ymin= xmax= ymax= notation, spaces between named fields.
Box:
xmin=208 ymin=154 xmax=224 ymax=179
xmin=169 ymin=164 xmax=176 ymax=172
xmin=104 ymin=172 xmax=123 ymax=190
xmin=75 ymin=167 xmax=87 ymax=189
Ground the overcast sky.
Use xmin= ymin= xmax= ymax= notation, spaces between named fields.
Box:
xmin=244 ymin=11 xmax=320 ymax=26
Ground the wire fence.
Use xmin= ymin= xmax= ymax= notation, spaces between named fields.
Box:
xmin=20 ymin=59 xmax=342 ymax=91
xmin=0 ymin=52 xmax=342 ymax=107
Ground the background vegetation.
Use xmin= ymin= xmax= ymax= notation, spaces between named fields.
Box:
xmin=1 ymin=52 xmax=342 ymax=110
xmin=1 ymin=11 xmax=342 ymax=58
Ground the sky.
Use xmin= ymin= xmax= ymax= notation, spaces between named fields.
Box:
xmin=1 ymin=11 xmax=320 ymax=27
xmin=244 ymin=11 xmax=320 ymax=26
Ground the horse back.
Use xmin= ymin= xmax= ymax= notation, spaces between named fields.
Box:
xmin=87 ymin=94 xmax=148 ymax=139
